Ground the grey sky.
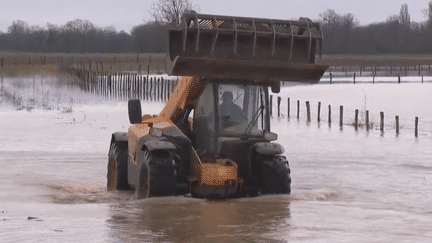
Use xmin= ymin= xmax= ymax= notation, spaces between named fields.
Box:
xmin=0 ymin=0 xmax=430 ymax=33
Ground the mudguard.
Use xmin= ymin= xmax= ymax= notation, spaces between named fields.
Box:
xmin=252 ymin=142 xmax=285 ymax=156
xmin=143 ymin=140 xmax=177 ymax=152
xmin=110 ymin=132 xmax=128 ymax=149
xmin=130 ymin=138 xmax=179 ymax=189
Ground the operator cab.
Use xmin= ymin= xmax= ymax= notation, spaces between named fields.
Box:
xmin=193 ymin=80 xmax=277 ymax=161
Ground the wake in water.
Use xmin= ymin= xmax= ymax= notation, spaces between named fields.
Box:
xmin=42 ymin=181 xmax=135 ymax=204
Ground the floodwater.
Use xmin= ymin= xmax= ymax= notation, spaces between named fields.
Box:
xmin=1 ymin=78 xmax=432 ymax=242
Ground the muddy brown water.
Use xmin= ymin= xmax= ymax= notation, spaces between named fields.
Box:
xmin=2 ymin=83 xmax=432 ymax=242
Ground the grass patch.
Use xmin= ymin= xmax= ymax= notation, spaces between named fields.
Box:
xmin=0 ymin=52 xmax=167 ymax=75
xmin=2 ymin=52 xmax=432 ymax=76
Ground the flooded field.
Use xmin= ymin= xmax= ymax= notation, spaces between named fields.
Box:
xmin=1 ymin=77 xmax=432 ymax=242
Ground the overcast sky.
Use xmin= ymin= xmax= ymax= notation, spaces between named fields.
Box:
xmin=1 ymin=0 xmax=430 ymax=33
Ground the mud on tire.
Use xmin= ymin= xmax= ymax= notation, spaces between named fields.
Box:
xmin=107 ymin=142 xmax=130 ymax=191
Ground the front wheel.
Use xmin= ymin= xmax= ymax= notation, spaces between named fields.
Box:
xmin=136 ymin=150 xmax=177 ymax=199
xmin=258 ymin=155 xmax=291 ymax=195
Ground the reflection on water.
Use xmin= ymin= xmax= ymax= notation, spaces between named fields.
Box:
xmin=107 ymin=196 xmax=291 ymax=242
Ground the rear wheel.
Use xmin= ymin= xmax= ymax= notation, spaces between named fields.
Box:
xmin=258 ymin=155 xmax=291 ymax=194
xmin=107 ymin=142 xmax=130 ymax=191
xmin=136 ymin=150 xmax=177 ymax=199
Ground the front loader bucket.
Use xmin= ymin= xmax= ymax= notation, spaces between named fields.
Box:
xmin=167 ymin=13 xmax=328 ymax=82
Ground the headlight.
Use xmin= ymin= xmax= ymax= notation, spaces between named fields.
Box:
xmin=150 ymin=128 xmax=163 ymax=137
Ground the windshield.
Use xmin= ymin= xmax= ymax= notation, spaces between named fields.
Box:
xmin=193 ymin=82 xmax=269 ymax=159
xmin=217 ymin=84 xmax=267 ymax=137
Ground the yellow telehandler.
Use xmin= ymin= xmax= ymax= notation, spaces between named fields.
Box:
xmin=107 ymin=12 xmax=328 ymax=199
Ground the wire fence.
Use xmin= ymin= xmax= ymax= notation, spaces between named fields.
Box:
xmin=270 ymin=95 xmax=432 ymax=138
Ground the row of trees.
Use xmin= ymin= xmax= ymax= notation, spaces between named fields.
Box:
xmin=319 ymin=2 xmax=432 ymax=54
xmin=1 ymin=0 xmax=432 ymax=55
xmin=0 ymin=0 xmax=194 ymax=54
xmin=0 ymin=19 xmax=163 ymax=53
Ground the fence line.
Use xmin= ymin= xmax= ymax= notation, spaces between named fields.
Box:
xmin=312 ymin=65 xmax=432 ymax=84
xmin=270 ymin=95 xmax=430 ymax=137
xmin=67 ymin=68 xmax=179 ymax=102
xmin=326 ymin=65 xmax=432 ymax=77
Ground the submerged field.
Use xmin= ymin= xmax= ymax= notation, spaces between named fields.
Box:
xmin=1 ymin=53 xmax=432 ymax=241
xmin=1 ymin=75 xmax=432 ymax=242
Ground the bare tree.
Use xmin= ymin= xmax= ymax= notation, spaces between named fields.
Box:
xmin=422 ymin=0 xmax=432 ymax=20
xmin=65 ymin=19 xmax=95 ymax=34
xmin=319 ymin=9 xmax=341 ymax=27
xmin=8 ymin=20 xmax=30 ymax=35
xmin=341 ymin=13 xmax=359 ymax=29
xmin=386 ymin=14 xmax=399 ymax=23
xmin=150 ymin=0 xmax=199 ymax=25
xmin=319 ymin=9 xmax=359 ymax=53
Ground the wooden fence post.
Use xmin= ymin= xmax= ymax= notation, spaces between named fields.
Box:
xmin=353 ymin=73 xmax=356 ymax=84
xmin=354 ymin=109 xmax=359 ymax=130
xmin=306 ymin=101 xmax=311 ymax=122
xmin=328 ymin=105 xmax=331 ymax=124
xmin=150 ymin=77 xmax=153 ymax=101
xmin=366 ymin=110 xmax=370 ymax=131
xmin=395 ymin=116 xmax=399 ymax=135
xmin=144 ymin=76 xmax=148 ymax=101
xmin=297 ymin=100 xmax=300 ymax=119
xmin=277 ymin=96 xmax=281 ymax=117
xmin=161 ymin=77 xmax=165 ymax=101
xmin=317 ymin=101 xmax=321 ymax=122
xmin=287 ymin=98 xmax=290 ymax=118
xmin=415 ymin=117 xmax=419 ymax=137
xmin=339 ymin=106 xmax=343 ymax=128
xmin=380 ymin=112 xmax=384 ymax=132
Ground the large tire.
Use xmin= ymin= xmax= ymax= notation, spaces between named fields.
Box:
xmin=258 ymin=155 xmax=291 ymax=194
xmin=136 ymin=150 xmax=177 ymax=199
xmin=107 ymin=142 xmax=130 ymax=191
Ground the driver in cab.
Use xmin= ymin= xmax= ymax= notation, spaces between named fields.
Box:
xmin=220 ymin=91 xmax=247 ymax=129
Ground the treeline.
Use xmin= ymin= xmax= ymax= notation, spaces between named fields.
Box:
xmin=319 ymin=3 xmax=432 ymax=54
xmin=0 ymin=19 xmax=170 ymax=54
xmin=1 ymin=2 xmax=432 ymax=55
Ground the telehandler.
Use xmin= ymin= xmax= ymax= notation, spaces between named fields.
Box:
xmin=107 ymin=12 xmax=328 ymax=199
